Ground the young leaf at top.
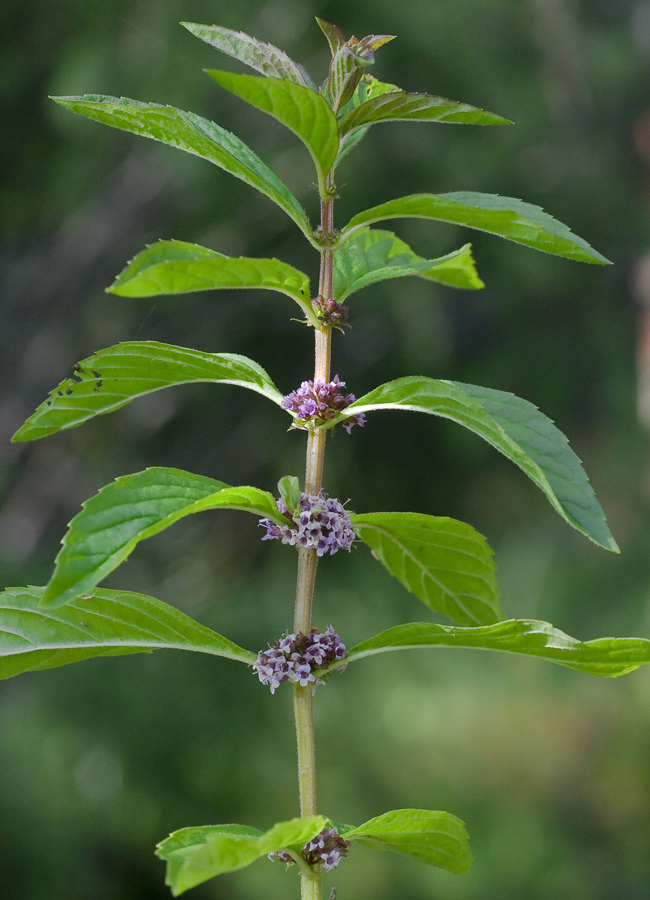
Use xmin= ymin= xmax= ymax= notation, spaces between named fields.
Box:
xmin=315 ymin=18 xmax=346 ymax=56
xmin=332 ymin=227 xmax=483 ymax=301
xmin=51 ymin=96 xmax=312 ymax=239
xmin=42 ymin=468 xmax=289 ymax=609
xmin=318 ymin=21 xmax=395 ymax=114
xmin=107 ymin=239 xmax=317 ymax=324
xmin=341 ymin=620 xmax=650 ymax=678
xmin=12 ymin=342 xmax=285 ymax=442
xmin=340 ymin=809 xmax=472 ymax=874
xmin=350 ymin=512 xmax=502 ymax=627
xmin=182 ymin=22 xmax=316 ymax=89
xmin=326 ymin=378 xmax=617 ymax=552
xmin=157 ymin=817 xmax=328 ymax=895
xmin=340 ymin=192 xmax=611 ymax=264
xmin=205 ymin=70 xmax=339 ymax=198
xmin=339 ymin=90 xmax=511 ymax=136
xmin=0 ymin=585 xmax=254 ymax=681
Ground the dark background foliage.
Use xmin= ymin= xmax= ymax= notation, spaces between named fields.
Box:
xmin=3 ymin=1 xmax=650 ymax=898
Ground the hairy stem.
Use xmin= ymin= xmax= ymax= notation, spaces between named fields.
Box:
xmin=292 ymin=176 xmax=335 ymax=900
xmin=300 ymin=874 xmax=322 ymax=900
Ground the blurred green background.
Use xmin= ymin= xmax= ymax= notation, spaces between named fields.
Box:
xmin=3 ymin=0 xmax=650 ymax=897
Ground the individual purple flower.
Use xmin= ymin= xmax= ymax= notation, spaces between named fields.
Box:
xmin=293 ymin=661 xmax=317 ymax=687
xmin=252 ymin=646 xmax=291 ymax=694
xmin=259 ymin=492 xmax=355 ymax=557
xmin=282 ymin=376 xmax=365 ymax=433
xmin=253 ymin=627 xmax=347 ymax=693
xmin=267 ymin=850 xmax=295 ymax=865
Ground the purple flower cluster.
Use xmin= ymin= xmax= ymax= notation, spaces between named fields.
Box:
xmin=253 ymin=627 xmax=347 ymax=694
xmin=259 ymin=492 xmax=355 ymax=557
xmin=302 ymin=827 xmax=351 ymax=871
xmin=269 ymin=827 xmax=351 ymax=872
xmin=282 ymin=376 xmax=365 ymax=433
xmin=312 ymin=295 xmax=349 ymax=329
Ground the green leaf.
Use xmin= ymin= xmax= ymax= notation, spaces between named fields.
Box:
xmin=339 ymin=91 xmax=511 ymax=135
xmin=332 ymin=228 xmax=483 ymax=301
xmin=327 ymin=377 xmax=617 ymax=551
xmin=451 ymin=381 xmax=618 ymax=552
xmin=343 ymin=620 xmax=650 ymax=678
xmin=51 ymin=96 xmax=312 ymax=238
xmin=324 ymin=44 xmax=363 ymax=114
xmin=333 ymin=77 xmax=399 ymax=169
xmin=42 ymin=468 xmax=287 ymax=608
xmin=321 ymin=33 xmax=396 ymax=114
xmin=341 ymin=192 xmax=611 ymax=264
xmin=12 ymin=342 xmax=284 ymax=442
xmin=277 ymin=475 xmax=301 ymax=516
xmin=360 ymin=75 xmax=402 ymax=102
xmin=181 ymin=22 xmax=316 ymax=89
xmin=205 ymin=71 xmax=339 ymax=197
xmin=107 ymin=239 xmax=316 ymax=323
xmin=333 ymin=125 xmax=369 ymax=169
xmin=341 ymin=809 xmax=471 ymax=874
xmin=0 ymin=585 xmax=254 ymax=680
xmin=350 ymin=513 xmax=502 ymax=627
xmin=157 ymin=816 xmax=328 ymax=895
xmin=315 ymin=18 xmax=346 ymax=56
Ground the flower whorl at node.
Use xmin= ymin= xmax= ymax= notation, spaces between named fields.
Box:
xmin=259 ymin=492 xmax=355 ymax=556
xmin=268 ymin=827 xmax=351 ymax=872
xmin=312 ymin=295 xmax=349 ymax=330
xmin=253 ymin=627 xmax=347 ymax=694
xmin=282 ymin=377 xmax=366 ymax=433
xmin=303 ymin=827 xmax=351 ymax=871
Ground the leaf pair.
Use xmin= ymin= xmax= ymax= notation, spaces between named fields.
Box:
xmin=101 ymin=227 xmax=481 ymax=324
xmin=30 ymin=456 xmax=501 ymax=624
xmin=14 ymin=344 xmax=617 ymax=560
xmin=53 ymin=85 xmax=609 ymax=265
xmin=156 ymin=809 xmax=471 ymax=895
xmin=4 ymin=584 xmax=650 ymax=683
xmin=15 ymin=460 xmax=595 ymax=633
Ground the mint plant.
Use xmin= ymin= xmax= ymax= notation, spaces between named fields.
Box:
xmin=3 ymin=17 xmax=649 ymax=900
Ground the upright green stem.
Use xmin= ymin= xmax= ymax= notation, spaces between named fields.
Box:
xmin=293 ymin=177 xmax=335 ymax=900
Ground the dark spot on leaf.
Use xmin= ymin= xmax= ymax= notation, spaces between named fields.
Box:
xmin=80 ymin=621 xmax=90 ymax=628
xmin=57 ymin=391 xmax=63 ymax=397
xmin=65 ymin=389 xmax=73 ymax=395
xmin=46 ymin=400 xmax=52 ymax=406
xmin=94 ymin=380 xmax=103 ymax=392
xmin=92 ymin=370 xmax=101 ymax=379
xmin=71 ymin=372 xmax=82 ymax=383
